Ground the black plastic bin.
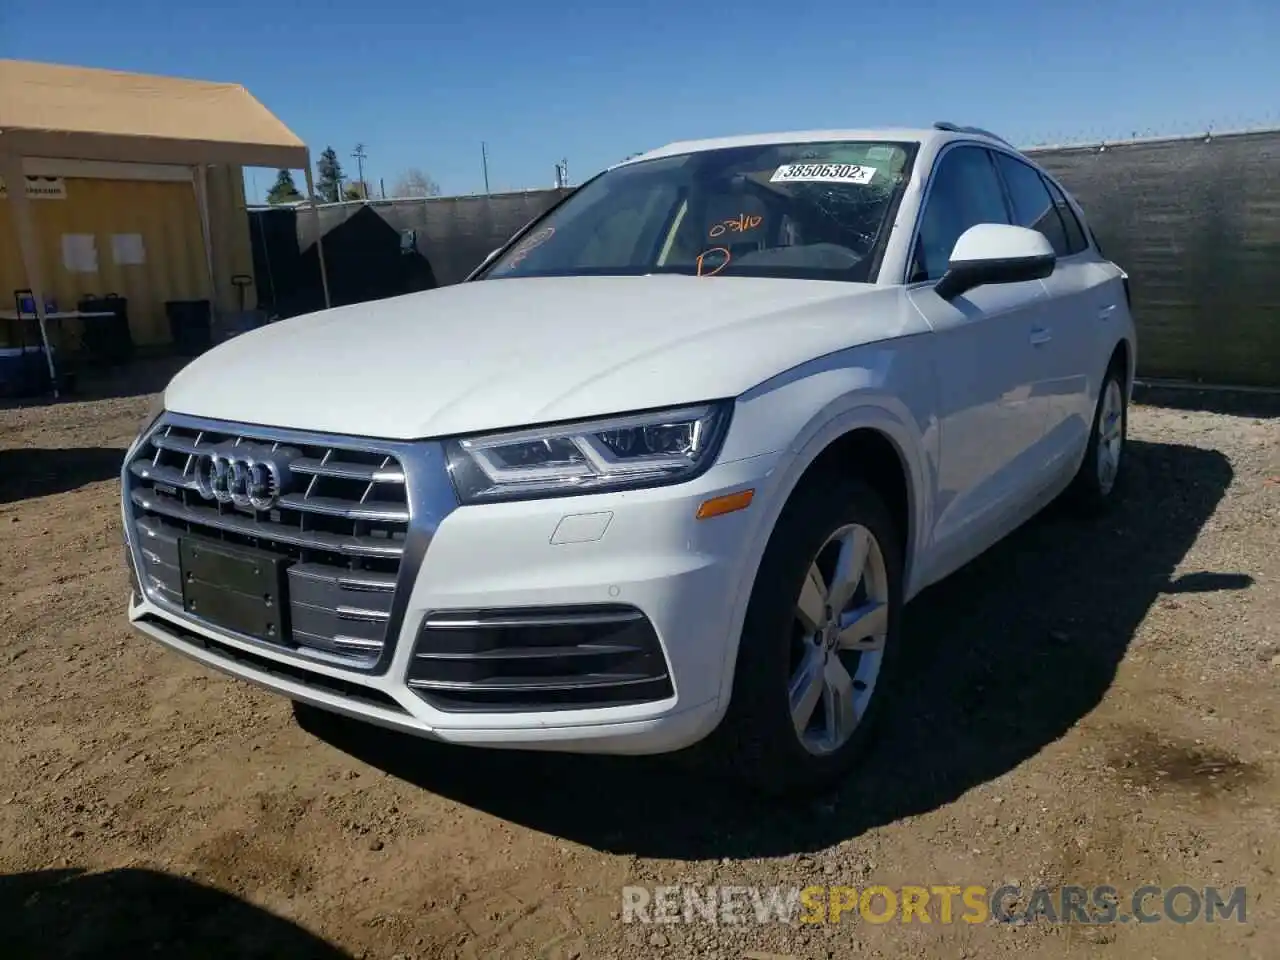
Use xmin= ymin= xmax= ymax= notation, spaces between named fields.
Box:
xmin=78 ymin=293 xmax=134 ymax=365
xmin=165 ymin=299 xmax=213 ymax=356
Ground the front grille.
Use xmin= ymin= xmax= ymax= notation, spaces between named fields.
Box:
xmin=407 ymin=605 xmax=674 ymax=711
xmin=125 ymin=417 xmax=411 ymax=669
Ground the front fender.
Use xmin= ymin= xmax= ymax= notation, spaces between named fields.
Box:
xmin=710 ymin=338 xmax=939 ymax=712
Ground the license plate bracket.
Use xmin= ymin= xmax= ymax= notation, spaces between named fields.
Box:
xmin=179 ymin=535 xmax=290 ymax=644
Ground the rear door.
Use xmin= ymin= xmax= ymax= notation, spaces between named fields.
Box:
xmin=991 ymin=151 xmax=1106 ymax=469
xmin=1041 ymin=175 xmax=1129 ymax=413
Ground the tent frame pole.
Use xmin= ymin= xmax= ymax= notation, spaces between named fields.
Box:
xmin=193 ymin=163 xmax=218 ymax=316
xmin=303 ymin=161 xmax=332 ymax=309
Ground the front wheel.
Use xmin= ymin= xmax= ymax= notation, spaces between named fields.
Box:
xmin=712 ymin=475 xmax=904 ymax=796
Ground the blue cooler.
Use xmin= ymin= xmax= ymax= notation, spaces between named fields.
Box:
xmin=0 ymin=346 xmax=54 ymax=398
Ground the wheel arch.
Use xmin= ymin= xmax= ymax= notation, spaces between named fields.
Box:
xmin=1110 ymin=336 xmax=1134 ymax=386
xmin=796 ymin=427 xmax=914 ymax=568
xmin=712 ymin=399 xmax=930 ymax=712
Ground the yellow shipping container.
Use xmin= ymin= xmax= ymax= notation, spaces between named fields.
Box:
xmin=1 ymin=58 xmax=314 ymax=361
xmin=0 ymin=162 xmax=256 ymax=349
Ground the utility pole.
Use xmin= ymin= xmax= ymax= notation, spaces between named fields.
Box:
xmin=352 ymin=143 xmax=368 ymax=199
xmin=481 ymin=141 xmax=490 ymax=195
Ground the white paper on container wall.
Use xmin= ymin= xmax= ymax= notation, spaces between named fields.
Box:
xmin=111 ymin=233 xmax=146 ymax=265
xmin=61 ymin=234 xmax=98 ymax=273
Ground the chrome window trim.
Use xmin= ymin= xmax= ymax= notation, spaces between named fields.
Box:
xmin=122 ymin=412 xmax=459 ymax=676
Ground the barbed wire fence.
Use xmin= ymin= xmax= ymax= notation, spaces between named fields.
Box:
xmin=1016 ymin=111 xmax=1280 ymax=150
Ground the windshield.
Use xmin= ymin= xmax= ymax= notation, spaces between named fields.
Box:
xmin=478 ymin=140 xmax=917 ymax=284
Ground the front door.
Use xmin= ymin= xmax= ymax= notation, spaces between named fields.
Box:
xmin=906 ymin=145 xmax=1051 ymax=578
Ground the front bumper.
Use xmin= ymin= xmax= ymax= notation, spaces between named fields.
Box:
xmin=127 ymin=450 xmax=778 ymax=754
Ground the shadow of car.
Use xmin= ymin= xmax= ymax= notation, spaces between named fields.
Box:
xmin=0 ymin=867 xmax=350 ymax=960
xmin=0 ymin=446 xmax=126 ymax=505
xmin=295 ymin=438 xmax=1242 ymax=859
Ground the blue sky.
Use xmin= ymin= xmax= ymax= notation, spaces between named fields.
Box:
xmin=5 ymin=0 xmax=1278 ymax=203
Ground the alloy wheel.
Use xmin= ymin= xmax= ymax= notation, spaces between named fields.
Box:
xmin=1097 ymin=379 xmax=1125 ymax=495
xmin=788 ymin=523 xmax=890 ymax=756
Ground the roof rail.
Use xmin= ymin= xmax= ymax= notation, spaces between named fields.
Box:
xmin=932 ymin=121 xmax=1014 ymax=147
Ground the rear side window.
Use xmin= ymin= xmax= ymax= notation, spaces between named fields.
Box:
xmin=992 ymin=152 xmax=1072 ymax=256
xmin=1041 ymin=176 xmax=1089 ymax=254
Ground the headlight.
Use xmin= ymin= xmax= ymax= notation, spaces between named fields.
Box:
xmin=445 ymin=402 xmax=733 ymax=504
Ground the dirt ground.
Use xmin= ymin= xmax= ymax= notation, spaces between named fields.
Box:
xmin=1 ymin=365 xmax=1277 ymax=960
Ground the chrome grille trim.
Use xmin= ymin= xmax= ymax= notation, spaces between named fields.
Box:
xmin=420 ymin=610 xmax=646 ymax=630
xmin=129 ymin=460 xmax=199 ymax=490
xmin=336 ymin=605 xmax=391 ymax=622
xmin=128 ymin=460 xmax=410 ymax=523
xmin=273 ymin=493 xmax=409 ymax=523
xmin=290 ymin=458 xmax=406 ymax=483
xmin=405 ymin=674 xmax=660 ymax=692
xmin=331 ymin=635 xmax=385 ymax=652
xmin=287 ymin=562 xmax=397 ymax=594
xmin=123 ymin=411 xmax=459 ymax=674
xmin=129 ymin=488 xmax=405 ymax=559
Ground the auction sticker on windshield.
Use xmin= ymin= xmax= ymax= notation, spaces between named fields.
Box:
xmin=770 ymin=163 xmax=877 ymax=185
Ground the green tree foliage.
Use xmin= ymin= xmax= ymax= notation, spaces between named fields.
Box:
xmin=265 ymin=169 xmax=303 ymax=205
xmin=342 ymin=180 xmax=372 ymax=201
xmin=315 ymin=146 xmax=344 ymax=203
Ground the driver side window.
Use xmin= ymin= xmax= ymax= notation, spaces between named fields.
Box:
xmin=910 ymin=146 xmax=1010 ymax=283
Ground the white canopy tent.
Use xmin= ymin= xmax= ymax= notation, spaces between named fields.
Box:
xmin=0 ymin=59 xmax=330 ymax=395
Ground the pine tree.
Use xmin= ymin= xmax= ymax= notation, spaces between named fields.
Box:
xmin=265 ymin=169 xmax=303 ymax=204
xmin=315 ymin=146 xmax=344 ymax=203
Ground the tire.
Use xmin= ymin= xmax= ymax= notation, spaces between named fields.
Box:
xmin=1067 ymin=360 xmax=1128 ymax=512
xmin=710 ymin=474 xmax=904 ymax=797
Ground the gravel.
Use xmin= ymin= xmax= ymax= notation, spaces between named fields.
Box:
xmin=0 ymin=373 xmax=1276 ymax=959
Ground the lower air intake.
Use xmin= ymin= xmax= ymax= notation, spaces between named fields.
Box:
xmin=407 ymin=605 xmax=673 ymax=711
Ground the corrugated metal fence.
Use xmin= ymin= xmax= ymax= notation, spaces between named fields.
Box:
xmin=1028 ymin=129 xmax=1280 ymax=386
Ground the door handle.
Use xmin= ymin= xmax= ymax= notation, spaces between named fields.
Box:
xmin=1030 ymin=327 xmax=1053 ymax=346
xmin=1098 ymin=304 xmax=1116 ymax=321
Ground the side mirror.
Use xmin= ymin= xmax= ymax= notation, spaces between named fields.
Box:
xmin=399 ymin=229 xmax=417 ymax=255
xmin=934 ymin=224 xmax=1055 ymax=301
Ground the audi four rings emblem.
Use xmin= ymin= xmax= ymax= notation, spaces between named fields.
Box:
xmin=193 ymin=444 xmax=300 ymax=511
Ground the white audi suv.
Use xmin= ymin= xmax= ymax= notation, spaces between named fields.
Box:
xmin=123 ymin=123 xmax=1135 ymax=793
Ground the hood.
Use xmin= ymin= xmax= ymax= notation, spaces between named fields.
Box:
xmin=165 ymin=275 xmax=922 ymax=439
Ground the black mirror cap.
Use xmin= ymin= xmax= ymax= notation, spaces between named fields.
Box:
xmin=935 ymin=252 xmax=1055 ymax=301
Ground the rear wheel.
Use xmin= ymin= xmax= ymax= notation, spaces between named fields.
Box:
xmin=1068 ymin=362 xmax=1127 ymax=510
xmin=713 ymin=475 xmax=904 ymax=796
